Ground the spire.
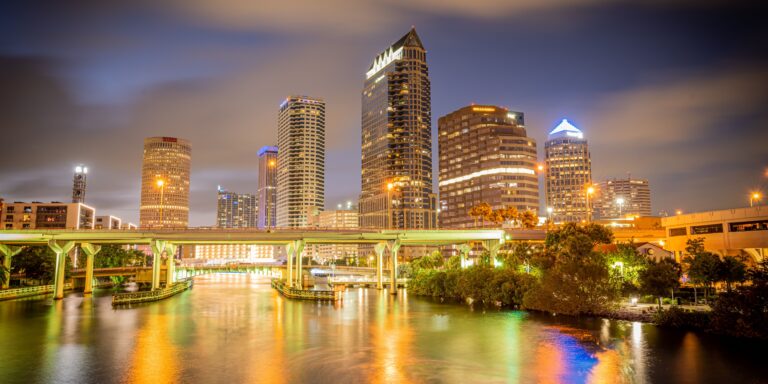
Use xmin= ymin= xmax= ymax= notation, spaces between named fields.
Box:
xmin=394 ymin=27 xmax=424 ymax=50
xmin=548 ymin=119 xmax=584 ymax=139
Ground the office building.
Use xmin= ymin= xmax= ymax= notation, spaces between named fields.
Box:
xmin=139 ymin=136 xmax=191 ymax=228
xmin=359 ymin=28 xmax=437 ymax=229
xmin=216 ymin=187 xmax=257 ymax=228
xmin=72 ymin=165 xmax=87 ymax=203
xmin=95 ymin=215 xmax=122 ymax=230
xmin=438 ymin=105 xmax=539 ymax=228
xmin=594 ymin=177 xmax=652 ymax=219
xmin=257 ymin=146 xmax=278 ymax=229
xmin=544 ymin=119 xmax=592 ymax=223
xmin=316 ymin=209 xmax=359 ymax=263
xmin=276 ymin=96 xmax=325 ymax=228
xmin=2 ymin=201 xmax=95 ymax=230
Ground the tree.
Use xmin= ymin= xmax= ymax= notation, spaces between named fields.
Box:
xmin=501 ymin=206 xmax=519 ymax=227
xmin=469 ymin=203 xmax=492 ymax=228
xmin=489 ymin=210 xmax=505 ymax=227
xmin=717 ymin=256 xmax=747 ymax=293
xmin=605 ymin=242 xmax=648 ymax=295
xmin=0 ymin=263 xmax=8 ymax=287
xmin=683 ymin=238 xmax=720 ymax=304
xmin=11 ymin=246 xmax=67 ymax=284
xmin=640 ymin=259 xmax=681 ymax=309
xmin=520 ymin=210 xmax=538 ymax=229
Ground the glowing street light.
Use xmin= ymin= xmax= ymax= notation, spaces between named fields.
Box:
xmin=156 ymin=178 xmax=166 ymax=228
xmin=586 ymin=185 xmax=596 ymax=223
xmin=616 ymin=197 xmax=625 ymax=216
xmin=386 ymin=182 xmax=394 ymax=229
xmin=675 ymin=209 xmax=683 ymax=215
xmin=750 ymin=192 xmax=762 ymax=207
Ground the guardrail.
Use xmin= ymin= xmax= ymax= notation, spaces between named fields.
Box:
xmin=271 ymin=279 xmax=341 ymax=301
xmin=328 ymin=277 xmax=408 ymax=288
xmin=112 ymin=279 xmax=192 ymax=307
xmin=0 ymin=283 xmax=73 ymax=301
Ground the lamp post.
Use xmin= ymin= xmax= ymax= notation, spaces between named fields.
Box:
xmin=156 ymin=179 xmax=165 ymax=228
xmin=546 ymin=206 xmax=553 ymax=227
xmin=616 ymin=197 xmax=625 ymax=217
xmin=386 ymin=182 xmax=394 ymax=229
xmin=750 ymin=192 xmax=762 ymax=207
xmin=586 ymin=186 xmax=595 ymax=223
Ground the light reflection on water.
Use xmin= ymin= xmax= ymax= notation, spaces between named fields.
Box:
xmin=0 ymin=273 xmax=766 ymax=384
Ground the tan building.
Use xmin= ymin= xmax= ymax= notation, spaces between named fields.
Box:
xmin=438 ymin=105 xmax=539 ymax=228
xmin=257 ymin=146 xmax=278 ymax=229
xmin=315 ymin=209 xmax=359 ymax=263
xmin=185 ymin=244 xmax=275 ymax=262
xmin=2 ymin=201 xmax=95 ymax=230
xmin=544 ymin=119 xmax=592 ymax=223
xmin=594 ymin=177 xmax=652 ymax=219
xmin=95 ymin=215 xmax=122 ymax=230
xmin=276 ymin=96 xmax=325 ymax=228
xmin=661 ymin=206 xmax=768 ymax=263
xmin=139 ymin=136 xmax=191 ymax=228
xmin=359 ymin=28 xmax=437 ymax=229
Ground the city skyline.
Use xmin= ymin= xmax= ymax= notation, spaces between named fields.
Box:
xmin=1 ymin=2 xmax=767 ymax=226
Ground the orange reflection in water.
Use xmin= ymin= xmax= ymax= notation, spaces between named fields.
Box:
xmin=534 ymin=341 xmax=565 ymax=384
xmin=369 ymin=293 xmax=414 ymax=384
xmin=127 ymin=313 xmax=179 ymax=384
xmin=587 ymin=349 xmax=623 ymax=384
xmin=244 ymin=292 xmax=287 ymax=384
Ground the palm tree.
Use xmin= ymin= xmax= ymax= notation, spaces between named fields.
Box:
xmin=468 ymin=206 xmax=481 ymax=227
xmin=520 ymin=210 xmax=538 ymax=229
xmin=502 ymin=206 xmax=519 ymax=227
xmin=477 ymin=203 xmax=493 ymax=228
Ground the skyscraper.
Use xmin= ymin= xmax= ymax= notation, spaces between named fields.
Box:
xmin=72 ymin=165 xmax=87 ymax=203
xmin=594 ymin=177 xmax=652 ymax=219
xmin=544 ymin=119 xmax=592 ymax=223
xmin=359 ymin=27 xmax=436 ymax=229
xmin=276 ymin=96 xmax=325 ymax=228
xmin=139 ymin=136 xmax=191 ymax=228
xmin=257 ymin=146 xmax=278 ymax=229
xmin=438 ymin=105 xmax=539 ymax=228
xmin=216 ymin=186 xmax=257 ymax=228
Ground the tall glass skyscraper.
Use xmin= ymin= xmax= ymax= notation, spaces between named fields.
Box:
xmin=276 ymin=96 xmax=325 ymax=228
xmin=359 ymin=28 xmax=436 ymax=229
xmin=544 ymin=119 xmax=592 ymax=223
xmin=257 ymin=145 xmax=278 ymax=229
xmin=216 ymin=187 xmax=256 ymax=228
xmin=139 ymin=136 xmax=191 ymax=228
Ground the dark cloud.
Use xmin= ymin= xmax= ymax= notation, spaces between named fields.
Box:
xmin=1 ymin=0 xmax=767 ymax=225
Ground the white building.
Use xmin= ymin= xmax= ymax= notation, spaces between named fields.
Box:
xmin=2 ymin=202 xmax=95 ymax=230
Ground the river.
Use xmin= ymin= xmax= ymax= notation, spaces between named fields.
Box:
xmin=0 ymin=273 xmax=766 ymax=383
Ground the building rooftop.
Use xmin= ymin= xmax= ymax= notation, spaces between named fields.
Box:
xmin=548 ymin=119 xmax=584 ymax=139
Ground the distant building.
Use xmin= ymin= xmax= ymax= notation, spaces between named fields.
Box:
xmin=185 ymin=244 xmax=275 ymax=262
xmin=257 ymin=146 xmax=278 ymax=229
xmin=276 ymin=96 xmax=325 ymax=228
xmin=544 ymin=119 xmax=592 ymax=223
xmin=316 ymin=209 xmax=359 ymax=263
xmin=216 ymin=187 xmax=257 ymax=228
xmin=359 ymin=28 xmax=437 ymax=229
xmin=2 ymin=202 xmax=95 ymax=230
xmin=139 ymin=136 xmax=191 ymax=228
xmin=594 ymin=177 xmax=652 ymax=219
xmin=72 ymin=165 xmax=88 ymax=203
xmin=438 ymin=105 xmax=539 ymax=228
xmin=121 ymin=222 xmax=138 ymax=230
xmin=95 ymin=215 xmax=122 ymax=230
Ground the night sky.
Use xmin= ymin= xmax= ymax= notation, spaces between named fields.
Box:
xmin=1 ymin=1 xmax=767 ymax=226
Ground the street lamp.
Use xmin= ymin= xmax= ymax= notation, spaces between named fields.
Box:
xmin=586 ymin=186 xmax=595 ymax=223
xmin=616 ymin=197 xmax=625 ymax=217
xmin=387 ymin=182 xmax=394 ymax=229
xmin=156 ymin=179 xmax=165 ymax=228
xmin=675 ymin=209 xmax=683 ymax=215
xmin=750 ymin=192 xmax=762 ymax=207
xmin=546 ymin=206 xmax=554 ymax=226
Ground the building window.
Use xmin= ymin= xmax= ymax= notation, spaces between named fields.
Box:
xmin=22 ymin=223 xmax=30 ymax=229
xmin=691 ymin=224 xmax=724 ymax=235
xmin=5 ymin=224 xmax=11 ymax=229
xmin=729 ymin=220 xmax=768 ymax=232
xmin=669 ymin=227 xmax=687 ymax=237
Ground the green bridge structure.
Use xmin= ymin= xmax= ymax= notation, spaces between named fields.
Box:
xmin=0 ymin=228 xmax=510 ymax=300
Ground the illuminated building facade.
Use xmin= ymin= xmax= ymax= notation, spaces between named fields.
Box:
xmin=544 ymin=119 xmax=592 ymax=223
xmin=359 ymin=28 xmax=437 ymax=229
xmin=257 ymin=146 xmax=278 ymax=229
xmin=438 ymin=105 xmax=539 ymax=228
xmin=186 ymin=244 xmax=275 ymax=262
xmin=594 ymin=177 xmax=652 ymax=219
xmin=276 ymin=96 xmax=325 ymax=228
xmin=1 ymin=202 xmax=95 ymax=230
xmin=72 ymin=165 xmax=87 ymax=203
xmin=139 ymin=136 xmax=191 ymax=228
xmin=316 ymin=209 xmax=359 ymax=262
xmin=216 ymin=187 xmax=257 ymax=228
xmin=95 ymin=215 xmax=122 ymax=230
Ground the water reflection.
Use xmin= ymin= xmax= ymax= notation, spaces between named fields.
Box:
xmin=1 ymin=274 xmax=767 ymax=384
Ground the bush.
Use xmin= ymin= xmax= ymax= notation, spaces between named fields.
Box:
xmin=654 ymin=307 xmax=710 ymax=330
xmin=408 ymin=266 xmax=534 ymax=307
xmin=709 ymin=285 xmax=768 ymax=339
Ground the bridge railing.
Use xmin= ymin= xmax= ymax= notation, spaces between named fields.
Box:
xmin=112 ymin=279 xmax=192 ymax=306
xmin=0 ymin=283 xmax=73 ymax=300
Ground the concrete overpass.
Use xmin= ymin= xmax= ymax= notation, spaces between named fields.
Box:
xmin=0 ymin=228 xmax=506 ymax=299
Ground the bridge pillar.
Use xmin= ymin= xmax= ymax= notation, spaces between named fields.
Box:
xmin=483 ymin=240 xmax=502 ymax=267
xmin=165 ymin=243 xmax=177 ymax=286
xmin=285 ymin=242 xmax=295 ymax=288
xmin=374 ymin=243 xmax=387 ymax=290
xmin=48 ymin=240 xmax=75 ymax=299
xmin=150 ymin=240 xmax=167 ymax=290
xmin=458 ymin=243 xmax=471 ymax=269
xmin=80 ymin=243 xmax=101 ymax=294
xmin=294 ymin=240 xmax=306 ymax=289
xmin=0 ymin=244 xmax=23 ymax=289
xmin=388 ymin=240 xmax=402 ymax=295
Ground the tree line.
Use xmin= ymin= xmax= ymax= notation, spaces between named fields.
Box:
xmin=467 ymin=202 xmax=538 ymax=228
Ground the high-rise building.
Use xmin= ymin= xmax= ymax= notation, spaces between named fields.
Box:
xmin=438 ymin=105 xmax=539 ymax=228
xmin=216 ymin=186 xmax=257 ymax=228
xmin=359 ymin=28 xmax=436 ymax=229
xmin=594 ymin=177 xmax=652 ymax=219
xmin=72 ymin=165 xmax=87 ymax=203
xmin=276 ymin=96 xmax=325 ymax=228
xmin=139 ymin=136 xmax=191 ymax=228
xmin=544 ymin=119 xmax=592 ymax=223
xmin=257 ymin=146 xmax=278 ymax=229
